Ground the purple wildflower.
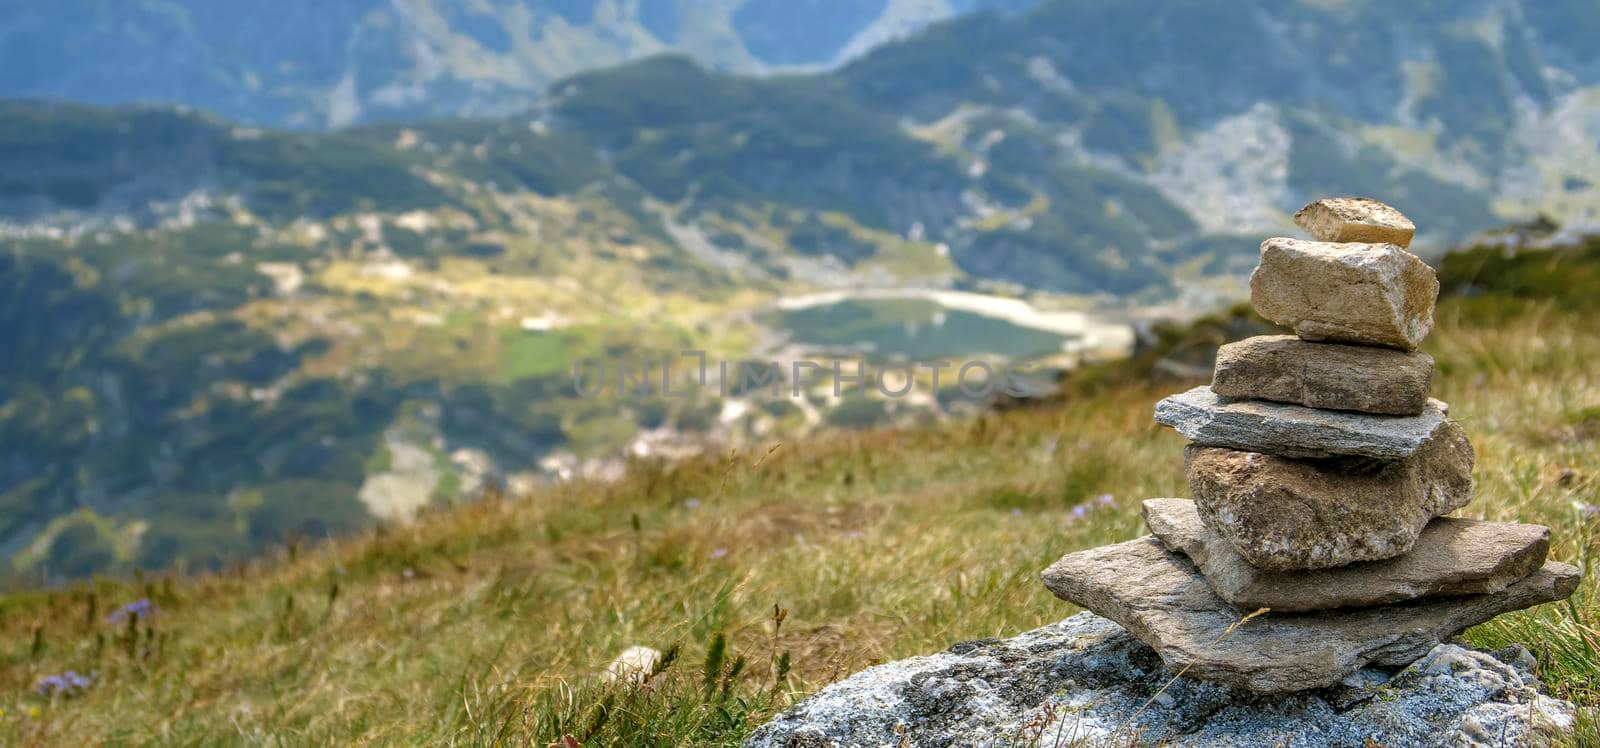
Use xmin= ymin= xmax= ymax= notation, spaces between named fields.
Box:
xmin=34 ymin=675 xmax=64 ymax=696
xmin=1071 ymin=505 xmax=1089 ymax=519
xmin=107 ymin=598 xmax=155 ymax=625
xmin=710 ymin=547 xmax=728 ymax=559
xmin=1011 ymin=508 xmax=1024 ymax=517
xmin=684 ymin=498 xmax=702 ymax=510
xmin=35 ymin=670 xmax=91 ymax=698
xmin=1096 ymin=494 xmax=1117 ymax=508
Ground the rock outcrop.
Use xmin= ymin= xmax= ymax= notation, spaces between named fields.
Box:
xmin=745 ymin=613 xmax=1577 ymax=747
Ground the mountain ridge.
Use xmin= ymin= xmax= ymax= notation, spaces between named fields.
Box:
xmin=0 ymin=0 xmax=1034 ymax=129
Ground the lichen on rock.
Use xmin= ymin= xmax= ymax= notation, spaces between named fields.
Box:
xmin=745 ymin=613 xmax=1574 ymax=747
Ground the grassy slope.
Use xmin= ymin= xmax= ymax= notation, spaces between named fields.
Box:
xmin=2 ymin=288 xmax=1599 ymax=744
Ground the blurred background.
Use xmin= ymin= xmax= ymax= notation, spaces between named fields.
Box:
xmin=3 ymin=0 xmax=1598 ymax=582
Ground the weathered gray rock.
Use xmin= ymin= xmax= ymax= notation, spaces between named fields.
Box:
xmin=1184 ymin=422 xmax=1475 ymax=570
xmin=1212 ymin=335 xmax=1434 ymax=416
xmin=1294 ymin=197 xmax=1417 ymax=248
xmin=745 ymin=612 xmax=1576 ymax=748
xmin=1250 ymin=237 xmax=1438 ymax=349
xmin=1154 ymin=385 xmax=1450 ymax=460
xmin=1143 ymin=499 xmax=1550 ymax=611
xmin=1039 ymin=537 xmax=1578 ymax=693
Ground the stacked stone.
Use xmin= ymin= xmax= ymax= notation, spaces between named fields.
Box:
xmin=1041 ymin=197 xmax=1581 ymax=693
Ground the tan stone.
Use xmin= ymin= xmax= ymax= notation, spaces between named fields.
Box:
xmin=1250 ymin=237 xmax=1438 ymax=350
xmin=1185 ymin=420 xmax=1475 ymax=571
xmin=1142 ymin=498 xmax=1550 ymax=613
xmin=1293 ymin=197 xmax=1416 ymax=247
xmin=602 ymin=645 xmax=663 ymax=684
xmin=1040 ymin=536 xmax=1579 ymax=692
xmin=1212 ymin=335 xmax=1433 ymax=416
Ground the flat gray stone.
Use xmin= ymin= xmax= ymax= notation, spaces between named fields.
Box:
xmin=1294 ymin=197 xmax=1417 ymax=248
xmin=1143 ymin=499 xmax=1551 ymax=612
xmin=1212 ymin=335 xmax=1434 ymax=416
xmin=1155 ymin=385 xmax=1450 ymax=459
xmin=1250 ymin=237 xmax=1438 ymax=350
xmin=1040 ymin=536 xmax=1578 ymax=693
xmin=745 ymin=612 xmax=1577 ymax=747
xmin=1184 ymin=421 xmax=1475 ymax=571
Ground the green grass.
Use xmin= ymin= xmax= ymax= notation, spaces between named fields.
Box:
xmin=1 ymin=296 xmax=1597 ymax=744
xmin=497 ymin=329 xmax=573 ymax=382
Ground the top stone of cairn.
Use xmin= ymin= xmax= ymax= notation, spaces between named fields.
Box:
xmin=1294 ymin=197 xmax=1416 ymax=248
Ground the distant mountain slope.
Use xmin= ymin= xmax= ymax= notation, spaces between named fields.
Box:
xmin=530 ymin=0 xmax=1600 ymax=287
xmin=829 ymin=0 xmax=1600 ymax=237
xmin=0 ymin=101 xmax=742 ymax=578
xmin=0 ymin=0 xmax=1031 ymax=128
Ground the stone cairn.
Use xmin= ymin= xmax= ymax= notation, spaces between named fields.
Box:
xmin=1042 ymin=197 xmax=1581 ymax=693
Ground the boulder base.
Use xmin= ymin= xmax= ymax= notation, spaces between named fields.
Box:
xmin=1184 ymin=421 xmax=1475 ymax=571
xmin=1039 ymin=536 xmax=1578 ymax=693
xmin=1211 ymin=335 xmax=1433 ymax=416
xmin=1250 ymin=237 xmax=1438 ymax=349
xmin=1143 ymin=498 xmax=1550 ymax=612
xmin=1293 ymin=197 xmax=1417 ymax=247
xmin=745 ymin=612 xmax=1575 ymax=748
xmin=1154 ymin=385 xmax=1449 ymax=460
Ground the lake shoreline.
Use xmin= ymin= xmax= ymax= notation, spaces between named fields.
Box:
xmin=769 ymin=288 xmax=1136 ymax=358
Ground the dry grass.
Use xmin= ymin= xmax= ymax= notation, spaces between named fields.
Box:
xmin=1 ymin=298 xmax=1597 ymax=745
